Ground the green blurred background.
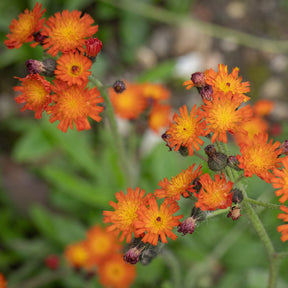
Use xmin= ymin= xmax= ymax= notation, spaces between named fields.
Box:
xmin=0 ymin=0 xmax=288 ymax=287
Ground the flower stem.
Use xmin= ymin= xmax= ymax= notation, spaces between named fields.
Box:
xmin=244 ymin=198 xmax=286 ymax=210
xmin=89 ymin=75 xmax=131 ymax=184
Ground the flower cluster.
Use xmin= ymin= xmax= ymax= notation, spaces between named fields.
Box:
xmin=104 ymin=63 xmax=288 ymax=267
xmin=5 ymin=3 xmax=104 ymax=132
xmin=109 ymin=82 xmax=172 ymax=133
xmin=64 ymin=225 xmax=136 ymax=288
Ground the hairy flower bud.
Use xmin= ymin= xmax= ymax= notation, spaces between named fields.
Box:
xmin=191 ymin=72 xmax=206 ymax=87
xmin=26 ymin=58 xmax=56 ymax=77
xmin=199 ymin=84 xmax=213 ymax=101
xmin=113 ymin=80 xmax=126 ymax=94
xmin=227 ymin=156 xmax=242 ymax=171
xmin=85 ymin=37 xmax=103 ymax=59
xmin=205 ymin=145 xmax=228 ymax=171
xmin=232 ymin=188 xmax=244 ymax=204
xmin=227 ymin=206 xmax=241 ymax=221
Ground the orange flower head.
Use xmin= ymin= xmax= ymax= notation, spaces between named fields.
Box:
xmin=48 ymin=80 xmax=104 ymax=132
xmin=277 ymin=205 xmax=288 ymax=242
xmin=109 ymin=84 xmax=147 ymax=120
xmin=55 ymin=52 xmax=92 ymax=86
xmin=194 ymin=173 xmax=233 ymax=211
xmin=165 ymin=105 xmax=207 ymax=155
xmin=237 ymin=133 xmax=282 ymax=182
xmin=254 ymin=99 xmax=274 ymax=117
xmin=205 ymin=64 xmax=250 ymax=103
xmin=155 ymin=164 xmax=202 ymax=201
xmin=98 ymin=254 xmax=136 ymax=288
xmin=200 ymin=92 xmax=253 ymax=143
xmin=272 ymin=157 xmax=288 ymax=203
xmin=103 ymin=187 xmax=152 ymax=243
xmin=140 ymin=83 xmax=170 ymax=101
xmin=0 ymin=274 xmax=7 ymax=288
xmin=65 ymin=241 xmax=89 ymax=268
xmin=134 ymin=198 xmax=183 ymax=246
xmin=14 ymin=73 xmax=51 ymax=119
xmin=5 ymin=3 xmax=46 ymax=49
xmin=86 ymin=225 xmax=121 ymax=266
xmin=148 ymin=103 xmax=171 ymax=133
xmin=42 ymin=10 xmax=98 ymax=56
xmin=233 ymin=116 xmax=268 ymax=145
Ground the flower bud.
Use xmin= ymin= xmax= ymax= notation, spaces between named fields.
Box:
xmin=33 ymin=32 xmax=47 ymax=45
xmin=177 ymin=217 xmax=196 ymax=235
xmin=85 ymin=37 xmax=103 ymax=59
xmin=113 ymin=80 xmax=126 ymax=93
xmin=205 ymin=145 xmax=228 ymax=171
xmin=199 ymin=85 xmax=213 ymax=101
xmin=45 ymin=255 xmax=59 ymax=270
xmin=179 ymin=146 xmax=189 ymax=156
xmin=26 ymin=58 xmax=56 ymax=77
xmin=232 ymin=188 xmax=243 ymax=204
xmin=192 ymin=177 xmax=202 ymax=193
xmin=191 ymin=72 xmax=206 ymax=87
xmin=227 ymin=206 xmax=241 ymax=221
xmin=227 ymin=156 xmax=242 ymax=171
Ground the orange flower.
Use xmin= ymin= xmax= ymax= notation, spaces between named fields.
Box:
xmin=42 ymin=10 xmax=98 ymax=56
xmin=155 ymin=164 xmax=202 ymax=201
xmin=65 ymin=241 xmax=89 ymax=268
xmin=164 ymin=105 xmax=207 ymax=155
xmin=277 ymin=205 xmax=288 ymax=242
xmin=55 ymin=52 xmax=92 ymax=86
xmin=134 ymin=198 xmax=182 ymax=246
xmin=148 ymin=103 xmax=171 ymax=133
xmin=14 ymin=73 xmax=51 ymax=119
xmin=5 ymin=3 xmax=46 ymax=49
xmin=48 ymin=80 xmax=104 ymax=132
xmin=233 ymin=116 xmax=268 ymax=145
xmin=0 ymin=274 xmax=7 ymax=288
xmin=205 ymin=64 xmax=250 ymax=103
xmin=199 ymin=92 xmax=253 ymax=143
xmin=194 ymin=173 xmax=233 ymax=211
xmin=254 ymin=99 xmax=274 ymax=117
xmin=272 ymin=157 xmax=288 ymax=203
xmin=98 ymin=254 xmax=136 ymax=288
xmin=86 ymin=225 xmax=120 ymax=266
xmin=237 ymin=133 xmax=282 ymax=182
xmin=140 ymin=83 xmax=170 ymax=101
xmin=103 ymin=187 xmax=152 ymax=243
xmin=109 ymin=84 xmax=147 ymax=120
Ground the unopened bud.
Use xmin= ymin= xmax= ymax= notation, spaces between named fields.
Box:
xmin=227 ymin=206 xmax=241 ymax=221
xmin=199 ymin=85 xmax=213 ymax=101
xmin=191 ymin=72 xmax=206 ymax=87
xmin=205 ymin=145 xmax=228 ymax=171
xmin=227 ymin=156 xmax=242 ymax=171
xmin=232 ymin=188 xmax=243 ymax=204
xmin=113 ymin=80 xmax=126 ymax=93
xmin=178 ymin=217 xmax=196 ymax=235
xmin=45 ymin=255 xmax=59 ymax=270
xmin=179 ymin=146 xmax=189 ymax=156
xmin=85 ymin=37 xmax=103 ymax=60
xmin=161 ymin=132 xmax=172 ymax=151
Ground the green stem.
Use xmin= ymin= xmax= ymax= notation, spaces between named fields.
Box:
xmin=89 ymin=75 xmax=131 ymax=185
xmin=244 ymin=198 xmax=286 ymax=210
xmin=274 ymin=252 xmax=288 ymax=259
xmin=99 ymin=0 xmax=288 ymax=54
xmin=194 ymin=151 xmax=207 ymax=162
xmin=205 ymin=208 xmax=230 ymax=220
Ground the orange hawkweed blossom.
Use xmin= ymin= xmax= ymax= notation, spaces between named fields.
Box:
xmin=86 ymin=225 xmax=121 ymax=266
xmin=65 ymin=241 xmax=89 ymax=268
xmin=109 ymin=84 xmax=147 ymax=120
xmin=42 ymin=10 xmax=98 ymax=56
xmin=237 ymin=133 xmax=282 ymax=183
xmin=14 ymin=73 xmax=51 ymax=119
xmin=199 ymin=92 xmax=253 ymax=143
xmin=164 ymin=105 xmax=207 ymax=155
xmin=134 ymin=197 xmax=182 ymax=246
xmin=98 ymin=254 xmax=136 ymax=288
xmin=155 ymin=164 xmax=202 ymax=201
xmin=194 ymin=173 xmax=233 ymax=211
xmin=103 ymin=187 xmax=152 ymax=243
xmin=205 ymin=64 xmax=250 ymax=103
xmin=277 ymin=205 xmax=288 ymax=242
xmin=5 ymin=2 xmax=46 ymax=49
xmin=55 ymin=52 xmax=92 ymax=86
xmin=272 ymin=156 xmax=288 ymax=203
xmin=148 ymin=103 xmax=171 ymax=133
xmin=48 ymin=80 xmax=104 ymax=132
xmin=140 ymin=83 xmax=171 ymax=102
xmin=254 ymin=99 xmax=274 ymax=117
xmin=0 ymin=274 xmax=6 ymax=288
